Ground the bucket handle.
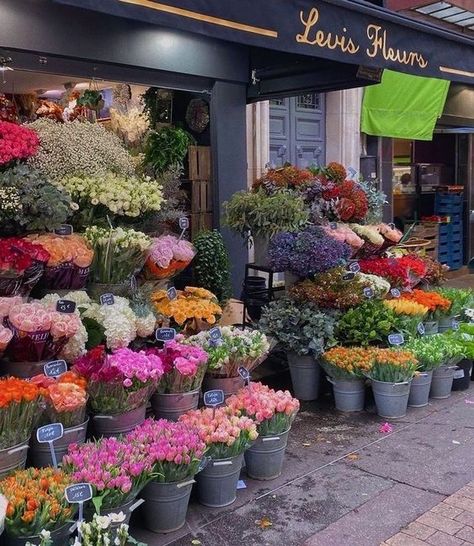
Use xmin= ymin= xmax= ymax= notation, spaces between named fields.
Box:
xmin=326 ymin=376 xmax=335 ymax=385
xmin=417 ymin=373 xmax=430 ymax=377
xmin=447 ymin=366 xmax=460 ymax=370
xmin=392 ymin=381 xmax=410 ymax=387
xmin=7 ymin=444 xmax=28 ymax=455
xmin=64 ymin=423 xmax=88 ymax=435
xmin=176 ymin=479 xmax=196 ymax=489
xmin=262 ymin=436 xmax=281 ymax=442
xmin=128 ymin=498 xmax=145 ymax=512
xmin=213 ymin=460 xmax=233 ymax=467
xmin=92 ymin=415 xmax=114 ymax=420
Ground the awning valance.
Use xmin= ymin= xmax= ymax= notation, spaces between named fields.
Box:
xmin=56 ymin=0 xmax=474 ymax=84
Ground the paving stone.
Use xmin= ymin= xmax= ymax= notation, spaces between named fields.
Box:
xmin=402 ymin=521 xmax=436 ymax=540
xmin=456 ymin=511 xmax=474 ymax=528
xmin=458 ymin=488 xmax=474 ymax=501
xmin=431 ymin=503 xmax=464 ymax=520
xmin=456 ymin=526 xmax=474 ymax=543
xmin=386 ymin=533 xmax=430 ymax=546
xmin=426 ymin=530 xmax=465 ymax=545
xmin=417 ymin=511 xmax=465 ymax=535
xmin=446 ymin=495 xmax=474 ymax=514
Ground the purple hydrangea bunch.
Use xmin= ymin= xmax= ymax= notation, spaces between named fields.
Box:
xmin=268 ymin=226 xmax=351 ymax=278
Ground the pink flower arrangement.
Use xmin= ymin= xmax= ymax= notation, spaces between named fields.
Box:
xmin=227 ymin=382 xmax=300 ymax=436
xmin=127 ymin=419 xmax=206 ymax=483
xmin=377 ymin=223 xmax=402 ymax=244
xmin=144 ymin=234 xmax=195 ymax=280
xmin=73 ymin=346 xmax=164 ymax=415
xmin=5 ymin=302 xmax=80 ymax=362
xmin=0 ymin=324 xmax=12 ymax=356
xmin=324 ymin=223 xmax=364 ymax=254
xmin=0 ymin=121 xmax=39 ymax=166
xmin=63 ymin=437 xmax=152 ymax=510
xmin=146 ymin=339 xmax=208 ymax=394
xmin=179 ymin=407 xmax=258 ymax=459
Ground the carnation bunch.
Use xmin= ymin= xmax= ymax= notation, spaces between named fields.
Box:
xmin=127 ymin=419 xmax=206 ymax=482
xmin=179 ymin=407 xmax=258 ymax=459
xmin=365 ymin=348 xmax=418 ymax=383
xmin=0 ymin=121 xmax=39 ymax=166
xmin=322 ymin=347 xmax=374 ymax=379
xmin=144 ymin=234 xmax=195 ymax=280
xmin=227 ymin=383 xmax=300 ymax=436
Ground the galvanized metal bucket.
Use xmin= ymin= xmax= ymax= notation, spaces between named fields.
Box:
xmin=201 ymin=376 xmax=244 ymax=400
xmin=287 ymin=353 xmax=320 ymax=401
xmin=0 ymin=440 xmax=29 ymax=479
xmin=85 ymin=497 xmax=143 ymax=537
xmin=29 ymin=419 xmax=89 ymax=467
xmin=438 ymin=317 xmax=454 ymax=333
xmin=141 ymin=479 xmax=195 ymax=533
xmin=423 ymin=321 xmax=439 ymax=335
xmin=2 ymin=522 xmax=71 ymax=546
xmin=151 ymin=389 xmax=200 ymax=421
xmin=327 ymin=377 xmax=365 ymax=412
xmin=408 ymin=371 xmax=433 ymax=408
xmin=430 ymin=365 xmax=456 ymax=399
xmin=1 ymin=359 xmax=49 ymax=379
xmin=196 ymin=453 xmax=244 ymax=508
xmin=244 ymin=429 xmax=290 ymax=480
xmin=371 ymin=379 xmax=412 ymax=419
xmin=92 ymin=405 xmax=146 ymax=438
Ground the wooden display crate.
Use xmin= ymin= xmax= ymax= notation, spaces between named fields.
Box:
xmin=191 ymin=212 xmax=213 ymax=238
xmin=188 ymin=146 xmax=211 ymax=181
xmin=192 ymin=179 xmax=212 ymax=213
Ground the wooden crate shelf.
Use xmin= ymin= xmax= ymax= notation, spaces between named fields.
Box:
xmin=191 ymin=212 xmax=213 ymax=238
xmin=188 ymin=146 xmax=211 ymax=181
xmin=191 ymin=179 xmax=212 ymax=213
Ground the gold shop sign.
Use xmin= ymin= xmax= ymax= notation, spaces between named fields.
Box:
xmin=296 ymin=8 xmax=428 ymax=69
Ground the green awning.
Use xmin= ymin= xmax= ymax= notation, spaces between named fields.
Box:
xmin=361 ymin=70 xmax=450 ymax=141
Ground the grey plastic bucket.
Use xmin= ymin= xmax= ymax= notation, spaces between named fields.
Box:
xmin=438 ymin=316 xmax=454 ymax=333
xmin=371 ymin=379 xmax=412 ymax=419
xmin=0 ymin=441 xmax=29 ymax=479
xmin=423 ymin=321 xmax=439 ymax=335
xmin=287 ymin=353 xmax=320 ymax=401
xmin=151 ymin=389 xmax=200 ymax=421
xmin=327 ymin=377 xmax=365 ymax=412
xmin=141 ymin=478 xmax=194 ymax=533
xmin=202 ymin=376 xmax=244 ymax=400
xmin=3 ymin=523 xmax=71 ymax=546
xmin=430 ymin=365 xmax=456 ymax=399
xmin=408 ymin=371 xmax=433 ymax=408
xmin=92 ymin=405 xmax=146 ymax=438
xmin=244 ymin=429 xmax=289 ymax=480
xmin=30 ymin=419 xmax=88 ymax=467
xmin=196 ymin=453 xmax=244 ymax=508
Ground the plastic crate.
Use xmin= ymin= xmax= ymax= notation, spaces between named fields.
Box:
xmin=447 ymin=259 xmax=463 ymax=271
xmin=435 ymin=192 xmax=463 ymax=205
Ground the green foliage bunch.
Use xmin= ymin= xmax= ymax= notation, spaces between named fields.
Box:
xmin=144 ymin=126 xmax=195 ymax=175
xmin=435 ymin=287 xmax=474 ymax=318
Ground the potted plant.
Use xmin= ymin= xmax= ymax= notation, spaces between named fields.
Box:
xmin=365 ymin=348 xmax=418 ymax=419
xmin=185 ymin=326 xmax=270 ymax=398
xmin=0 ymin=377 xmax=42 ymax=478
xmin=128 ymin=419 xmax=206 ymax=533
xmin=0 ymin=467 xmax=74 ymax=546
xmin=29 ymin=371 xmax=88 ymax=467
xmin=72 ymin=346 xmax=164 ymax=437
xmin=227 ymin=382 xmax=299 ymax=480
xmin=321 ymin=347 xmax=374 ymax=412
xmin=146 ymin=340 xmax=208 ymax=421
xmin=179 ymin=407 xmax=257 ymax=508
xmin=259 ymin=298 xmax=337 ymax=401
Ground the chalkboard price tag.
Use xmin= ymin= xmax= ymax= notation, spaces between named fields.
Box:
xmin=388 ymin=333 xmax=405 ymax=346
xmin=342 ymin=272 xmax=355 ymax=282
xmin=54 ymin=224 xmax=73 ymax=236
xmin=65 ymin=483 xmax=93 ymax=504
xmin=44 ymin=360 xmax=67 ymax=378
xmin=363 ymin=287 xmax=374 ymax=299
xmin=179 ymin=217 xmax=189 ymax=230
xmin=330 ymin=222 xmax=338 ymax=230
xmin=452 ymin=319 xmax=460 ymax=330
xmin=238 ymin=366 xmax=250 ymax=385
xmin=36 ymin=423 xmax=64 ymax=444
xmin=391 ymin=288 xmax=401 ymax=298
xmin=56 ymin=300 xmax=76 ymax=314
xmin=417 ymin=323 xmax=426 ymax=336
xmin=209 ymin=327 xmax=222 ymax=341
xmin=155 ymin=328 xmax=176 ymax=342
xmin=100 ymin=293 xmax=115 ymax=306
xmin=167 ymin=286 xmax=178 ymax=300
xmin=348 ymin=261 xmax=361 ymax=274
xmin=203 ymin=389 xmax=224 ymax=407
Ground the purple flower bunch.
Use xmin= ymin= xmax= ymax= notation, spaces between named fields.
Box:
xmin=268 ymin=226 xmax=351 ymax=278
xmin=127 ymin=418 xmax=206 ymax=483
xmin=63 ymin=437 xmax=152 ymax=509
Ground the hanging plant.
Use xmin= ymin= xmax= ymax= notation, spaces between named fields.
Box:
xmin=144 ymin=126 xmax=195 ymax=175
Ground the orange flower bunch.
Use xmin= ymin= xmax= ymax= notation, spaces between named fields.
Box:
xmin=367 ymin=348 xmax=419 ymax=382
xmin=401 ymin=289 xmax=451 ymax=314
xmin=27 ymin=233 xmax=93 ymax=268
xmin=322 ymin=346 xmax=374 ymax=378
xmin=0 ymin=467 xmax=74 ymax=537
xmin=151 ymin=286 xmax=222 ymax=327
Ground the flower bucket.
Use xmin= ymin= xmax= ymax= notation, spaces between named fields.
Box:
xmin=2 ymin=523 xmax=72 ymax=546
xmin=327 ymin=377 xmax=365 ymax=412
xmin=29 ymin=419 xmax=88 ymax=468
xmin=371 ymin=379 xmax=412 ymax=419
xmin=452 ymin=359 xmax=472 ymax=391
xmin=430 ymin=365 xmax=456 ymax=399
xmin=141 ymin=478 xmax=195 ymax=533
xmin=287 ymin=353 xmax=320 ymax=401
xmin=408 ymin=371 xmax=433 ymax=408
xmin=244 ymin=429 xmax=290 ymax=481
xmin=1 ymin=359 xmax=49 ymax=379
xmin=0 ymin=441 xmax=29 ymax=479
xmin=87 ymin=282 xmax=131 ymax=300
xmin=92 ymin=405 xmax=146 ymax=438
xmin=202 ymin=376 xmax=244 ymax=400
xmin=438 ymin=316 xmax=454 ymax=333
xmin=423 ymin=321 xmax=439 ymax=335
xmin=196 ymin=453 xmax=244 ymax=508
xmin=151 ymin=389 xmax=200 ymax=421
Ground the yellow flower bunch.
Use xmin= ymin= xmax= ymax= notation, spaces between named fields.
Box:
xmin=152 ymin=286 xmax=222 ymax=326
xmin=384 ymin=299 xmax=429 ymax=317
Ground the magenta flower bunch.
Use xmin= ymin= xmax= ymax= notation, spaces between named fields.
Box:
xmin=146 ymin=340 xmax=208 ymax=394
xmin=63 ymin=437 xmax=152 ymax=510
xmin=127 ymin=418 xmax=206 ymax=483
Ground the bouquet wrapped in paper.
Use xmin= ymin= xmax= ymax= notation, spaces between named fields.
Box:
xmin=144 ymin=234 xmax=195 ymax=280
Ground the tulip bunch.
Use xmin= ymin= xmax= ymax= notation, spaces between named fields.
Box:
xmin=322 ymin=346 xmax=375 ymax=379
xmin=63 ymin=437 xmax=151 ymax=510
xmin=127 ymin=419 xmax=206 ymax=483
xmin=384 ymin=299 xmax=429 ymax=317
xmin=179 ymin=407 xmax=258 ymax=459
xmin=365 ymin=348 xmax=418 ymax=383
xmin=227 ymin=383 xmax=300 ymax=436
xmin=404 ymin=335 xmax=447 ymax=371
xmin=401 ymin=289 xmax=451 ymax=320
xmin=0 ymin=468 xmax=74 ymax=538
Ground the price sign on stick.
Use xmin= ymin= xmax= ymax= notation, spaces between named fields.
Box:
xmin=178 ymin=217 xmax=190 ymax=241
xmin=348 ymin=261 xmax=361 ymax=274
xmin=342 ymin=272 xmax=355 ymax=282
xmin=388 ymin=333 xmax=405 ymax=346
xmin=155 ymin=328 xmax=176 ymax=342
xmin=363 ymin=287 xmax=374 ymax=299
xmin=65 ymin=483 xmax=93 ymax=545
xmin=167 ymin=286 xmax=178 ymax=300
xmin=238 ymin=366 xmax=250 ymax=385
xmin=417 ymin=323 xmax=426 ymax=336
xmin=204 ymin=389 xmax=224 ymax=418
xmin=391 ymin=288 xmax=401 ymax=298
xmin=44 ymin=360 xmax=67 ymax=378
xmin=100 ymin=293 xmax=115 ymax=306
xmin=36 ymin=423 xmax=64 ymax=469
xmin=56 ymin=300 xmax=76 ymax=314
xmin=54 ymin=224 xmax=73 ymax=236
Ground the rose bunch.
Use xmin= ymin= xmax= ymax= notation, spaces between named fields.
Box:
xmin=365 ymin=348 xmax=418 ymax=383
xmin=127 ymin=419 xmax=206 ymax=483
xmin=0 ymin=121 xmax=39 ymax=166
xmin=63 ymin=437 xmax=151 ymax=510
xmin=227 ymin=382 xmax=300 ymax=436
xmin=0 ymin=468 xmax=74 ymax=538
xmin=322 ymin=346 xmax=374 ymax=379
xmin=146 ymin=340 xmax=208 ymax=393
xmin=144 ymin=234 xmax=195 ymax=280
xmin=179 ymin=407 xmax=258 ymax=459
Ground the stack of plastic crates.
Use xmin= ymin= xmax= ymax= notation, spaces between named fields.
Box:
xmin=435 ymin=192 xmax=463 ymax=270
